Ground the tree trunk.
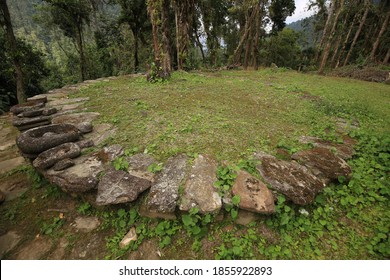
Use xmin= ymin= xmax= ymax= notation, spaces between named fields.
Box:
xmin=76 ymin=23 xmax=86 ymax=81
xmin=369 ymin=9 xmax=390 ymax=62
xmin=133 ymin=31 xmax=139 ymax=73
xmin=315 ymin=0 xmax=336 ymax=62
xmin=335 ymin=12 xmax=358 ymax=68
xmin=173 ymin=0 xmax=193 ymax=70
xmin=148 ymin=3 xmax=160 ymax=64
xmin=0 ymin=0 xmax=26 ymax=104
xmin=383 ymin=48 xmax=390 ymax=64
xmin=343 ymin=0 xmax=370 ymax=67
xmin=161 ymin=0 xmax=172 ymax=73
xmin=319 ymin=0 xmax=344 ymax=74
xmin=232 ymin=6 xmax=258 ymax=66
xmin=330 ymin=8 xmax=349 ymax=68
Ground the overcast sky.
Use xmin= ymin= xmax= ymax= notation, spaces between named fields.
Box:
xmin=286 ymin=0 xmax=315 ymax=24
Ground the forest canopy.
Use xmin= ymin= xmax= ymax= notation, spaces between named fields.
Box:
xmin=0 ymin=0 xmax=389 ymax=111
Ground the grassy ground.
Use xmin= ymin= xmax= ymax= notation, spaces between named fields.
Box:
xmin=1 ymin=68 xmax=389 ymax=260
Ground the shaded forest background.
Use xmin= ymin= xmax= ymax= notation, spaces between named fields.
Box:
xmin=1 ymin=0 xmax=389 ymax=113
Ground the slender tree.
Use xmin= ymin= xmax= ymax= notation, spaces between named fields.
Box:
xmin=343 ymin=0 xmax=370 ymax=66
xmin=0 ymin=0 xmax=26 ymax=104
xmin=318 ymin=0 xmax=344 ymax=74
xmin=369 ymin=9 xmax=390 ymax=62
xmin=115 ymin=0 xmax=149 ymax=72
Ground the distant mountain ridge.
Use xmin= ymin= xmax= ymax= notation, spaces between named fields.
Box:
xmin=286 ymin=16 xmax=316 ymax=48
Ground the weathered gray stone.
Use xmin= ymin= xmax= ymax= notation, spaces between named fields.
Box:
xmin=46 ymin=97 xmax=90 ymax=107
xmin=291 ymin=147 xmax=352 ymax=183
xmin=33 ymin=143 xmax=81 ymax=170
xmin=102 ymin=144 xmax=124 ymax=161
xmin=254 ymin=152 xmax=325 ymax=205
xmin=53 ymin=158 xmax=75 ymax=171
xmin=145 ymin=154 xmax=188 ymax=217
xmin=179 ymin=154 xmax=221 ymax=214
xmin=127 ymin=153 xmax=157 ymax=181
xmin=0 ymin=157 xmax=26 ymax=175
xmin=0 ymin=231 xmax=21 ymax=258
xmin=43 ymin=153 xmax=104 ymax=193
xmin=10 ymin=101 xmax=45 ymax=115
xmin=232 ymin=170 xmax=275 ymax=214
xmin=299 ymin=135 xmax=355 ymax=160
xmin=77 ymin=122 xmax=93 ymax=134
xmin=51 ymin=112 xmax=99 ymax=126
xmin=119 ymin=227 xmax=137 ymax=249
xmin=12 ymin=116 xmax=51 ymax=131
xmin=16 ymin=124 xmax=80 ymax=155
xmin=75 ymin=139 xmax=94 ymax=149
xmin=96 ymin=169 xmax=151 ymax=205
xmin=19 ymin=108 xmax=44 ymax=118
xmin=84 ymin=123 xmax=116 ymax=146
xmin=42 ymin=107 xmax=58 ymax=116
xmin=27 ymin=95 xmax=47 ymax=103
xmin=14 ymin=236 xmax=52 ymax=260
xmin=73 ymin=216 xmax=100 ymax=232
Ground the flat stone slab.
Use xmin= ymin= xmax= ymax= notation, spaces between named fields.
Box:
xmin=96 ymin=169 xmax=151 ymax=206
xmin=180 ymin=154 xmax=221 ymax=214
xmin=14 ymin=236 xmax=52 ymax=260
xmin=145 ymin=154 xmax=189 ymax=217
xmin=127 ymin=153 xmax=157 ymax=182
xmin=33 ymin=143 xmax=81 ymax=170
xmin=0 ymin=157 xmax=26 ymax=175
xmin=101 ymin=144 xmax=124 ymax=162
xmin=299 ymin=136 xmax=355 ymax=160
xmin=232 ymin=170 xmax=275 ymax=214
xmin=10 ymin=101 xmax=45 ymax=115
xmin=0 ymin=173 xmax=29 ymax=201
xmin=51 ymin=112 xmax=100 ymax=126
xmin=254 ymin=152 xmax=325 ymax=205
xmin=0 ymin=231 xmax=21 ymax=258
xmin=43 ymin=153 xmax=104 ymax=193
xmin=46 ymin=97 xmax=89 ymax=107
xmin=12 ymin=116 xmax=51 ymax=131
xmin=84 ymin=123 xmax=117 ymax=146
xmin=73 ymin=216 xmax=100 ymax=232
xmin=16 ymin=124 xmax=80 ymax=155
xmin=291 ymin=147 xmax=352 ymax=183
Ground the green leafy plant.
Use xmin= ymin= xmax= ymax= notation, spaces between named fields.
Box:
xmin=214 ymin=165 xmax=237 ymax=197
xmin=113 ymin=157 xmax=129 ymax=171
xmin=181 ymin=207 xmax=212 ymax=239
xmin=77 ymin=202 xmax=92 ymax=215
xmin=147 ymin=162 xmax=163 ymax=173
xmin=41 ymin=216 xmax=64 ymax=235
xmin=154 ymin=220 xmax=181 ymax=248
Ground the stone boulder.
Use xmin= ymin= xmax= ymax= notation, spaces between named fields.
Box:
xmin=254 ymin=152 xmax=325 ymax=205
xmin=291 ymin=147 xmax=352 ymax=183
xmin=127 ymin=153 xmax=157 ymax=182
xmin=299 ymin=136 xmax=355 ymax=160
xmin=33 ymin=143 xmax=81 ymax=170
xmin=27 ymin=95 xmax=47 ymax=104
xmin=16 ymin=124 xmax=80 ymax=156
xmin=18 ymin=107 xmax=57 ymax=118
xmin=43 ymin=153 xmax=104 ymax=193
xmin=145 ymin=154 xmax=188 ymax=217
xmin=12 ymin=116 xmax=51 ymax=131
xmin=52 ymin=112 xmax=100 ymax=126
xmin=77 ymin=122 xmax=93 ymax=134
xmin=53 ymin=158 xmax=75 ymax=171
xmin=10 ymin=101 xmax=44 ymax=115
xmin=231 ymin=170 xmax=275 ymax=214
xmin=179 ymin=154 xmax=221 ymax=214
xmin=96 ymin=169 xmax=152 ymax=206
